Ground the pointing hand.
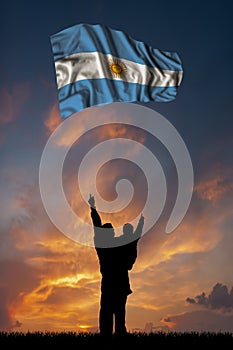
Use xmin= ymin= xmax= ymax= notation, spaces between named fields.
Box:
xmin=88 ymin=194 xmax=96 ymax=208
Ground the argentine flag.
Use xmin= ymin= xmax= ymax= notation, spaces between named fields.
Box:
xmin=50 ymin=23 xmax=183 ymax=119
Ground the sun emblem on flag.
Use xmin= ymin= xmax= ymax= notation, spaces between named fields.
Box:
xmin=108 ymin=58 xmax=127 ymax=78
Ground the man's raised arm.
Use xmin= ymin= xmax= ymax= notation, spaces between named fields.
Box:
xmin=88 ymin=194 xmax=102 ymax=228
xmin=134 ymin=214 xmax=144 ymax=240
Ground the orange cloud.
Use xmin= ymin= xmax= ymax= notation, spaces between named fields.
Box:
xmin=194 ymin=168 xmax=233 ymax=204
xmin=43 ymin=102 xmax=146 ymax=148
xmin=7 ymin=226 xmax=101 ymax=332
xmin=133 ymin=206 xmax=223 ymax=276
xmin=1 ymin=175 xmax=231 ymax=333
xmin=44 ymin=102 xmax=62 ymax=134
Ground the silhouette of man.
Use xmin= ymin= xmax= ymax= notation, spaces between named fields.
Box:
xmin=88 ymin=194 xmax=144 ymax=336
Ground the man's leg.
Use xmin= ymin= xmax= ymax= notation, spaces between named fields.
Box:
xmin=99 ymin=292 xmax=113 ymax=336
xmin=114 ymin=294 xmax=128 ymax=335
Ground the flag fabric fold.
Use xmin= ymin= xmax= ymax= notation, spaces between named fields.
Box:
xmin=50 ymin=23 xmax=183 ymax=118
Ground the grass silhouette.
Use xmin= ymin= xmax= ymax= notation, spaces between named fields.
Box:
xmin=0 ymin=331 xmax=232 ymax=346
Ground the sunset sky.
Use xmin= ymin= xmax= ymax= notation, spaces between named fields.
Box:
xmin=1 ymin=0 xmax=233 ymax=333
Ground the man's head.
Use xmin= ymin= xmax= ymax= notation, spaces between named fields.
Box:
xmin=102 ymin=222 xmax=115 ymax=239
xmin=123 ymin=223 xmax=134 ymax=236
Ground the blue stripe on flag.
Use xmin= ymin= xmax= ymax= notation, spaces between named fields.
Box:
xmin=50 ymin=23 xmax=182 ymax=71
xmin=58 ymin=79 xmax=178 ymax=118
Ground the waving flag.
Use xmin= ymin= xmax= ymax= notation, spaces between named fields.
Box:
xmin=50 ymin=23 xmax=183 ymax=119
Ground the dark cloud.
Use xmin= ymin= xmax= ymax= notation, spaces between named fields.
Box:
xmin=187 ymin=283 xmax=233 ymax=310
xmin=195 ymin=292 xmax=209 ymax=306
xmin=162 ymin=310 xmax=233 ymax=333
xmin=186 ymin=297 xmax=195 ymax=304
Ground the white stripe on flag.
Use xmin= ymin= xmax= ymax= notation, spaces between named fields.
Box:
xmin=55 ymin=51 xmax=183 ymax=90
